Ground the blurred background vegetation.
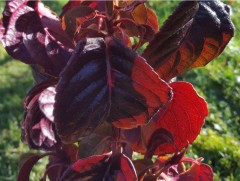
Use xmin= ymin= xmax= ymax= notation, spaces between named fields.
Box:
xmin=0 ymin=1 xmax=239 ymax=180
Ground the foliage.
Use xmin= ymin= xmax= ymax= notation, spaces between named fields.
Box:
xmin=0 ymin=0 xmax=237 ymax=181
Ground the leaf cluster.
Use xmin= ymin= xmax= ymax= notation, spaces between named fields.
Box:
xmin=0 ymin=0 xmax=235 ymax=181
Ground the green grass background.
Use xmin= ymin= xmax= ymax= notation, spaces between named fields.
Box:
xmin=0 ymin=1 xmax=239 ymax=180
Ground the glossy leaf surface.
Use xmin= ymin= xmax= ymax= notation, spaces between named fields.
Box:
xmin=142 ymin=0 xmax=234 ymax=81
xmin=54 ymin=37 xmax=171 ymax=143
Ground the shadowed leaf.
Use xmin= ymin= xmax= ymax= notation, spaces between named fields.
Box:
xmin=145 ymin=128 xmax=174 ymax=158
xmin=0 ymin=0 xmax=72 ymax=76
xmin=17 ymin=152 xmax=53 ymax=181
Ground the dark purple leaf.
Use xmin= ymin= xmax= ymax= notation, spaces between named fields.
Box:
xmin=17 ymin=152 xmax=53 ymax=181
xmin=121 ymin=127 xmax=147 ymax=154
xmin=0 ymin=0 xmax=73 ymax=76
xmin=77 ymin=122 xmax=112 ymax=159
xmin=142 ymin=0 xmax=234 ymax=81
xmin=42 ymin=144 xmax=78 ymax=181
xmin=145 ymin=128 xmax=174 ymax=159
xmin=133 ymin=159 xmax=153 ymax=178
xmin=54 ymin=37 xmax=172 ymax=143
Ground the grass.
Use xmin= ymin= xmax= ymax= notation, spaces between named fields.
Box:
xmin=0 ymin=1 xmax=240 ymax=180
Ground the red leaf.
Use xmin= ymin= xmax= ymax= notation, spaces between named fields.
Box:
xmin=60 ymin=0 xmax=105 ymax=18
xmin=62 ymin=5 xmax=96 ymax=38
xmin=178 ymin=163 xmax=213 ymax=181
xmin=54 ymin=37 xmax=171 ymax=143
xmin=115 ymin=0 xmax=146 ymax=12
xmin=169 ymin=158 xmax=214 ymax=181
xmin=146 ymin=7 xmax=159 ymax=33
xmin=72 ymin=154 xmax=110 ymax=173
xmin=145 ymin=128 xmax=174 ymax=159
xmin=131 ymin=4 xmax=158 ymax=33
xmin=125 ymin=82 xmax=207 ymax=155
xmin=60 ymin=153 xmax=137 ymax=181
xmin=131 ymin=4 xmax=148 ymax=25
xmin=142 ymin=0 xmax=234 ymax=81
xmin=151 ymin=82 xmax=208 ymax=155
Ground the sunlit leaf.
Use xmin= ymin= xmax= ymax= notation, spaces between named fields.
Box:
xmin=150 ymin=82 xmax=208 ymax=155
xmin=60 ymin=153 xmax=137 ymax=181
xmin=160 ymin=158 xmax=214 ymax=181
xmin=54 ymin=37 xmax=171 ymax=143
xmin=142 ymin=0 xmax=234 ymax=81
xmin=124 ymin=82 xmax=207 ymax=155
xmin=131 ymin=4 xmax=147 ymax=25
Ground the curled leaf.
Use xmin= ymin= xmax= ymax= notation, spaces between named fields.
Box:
xmin=22 ymin=79 xmax=59 ymax=150
xmin=17 ymin=152 xmax=53 ymax=181
xmin=0 ymin=0 xmax=72 ymax=76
